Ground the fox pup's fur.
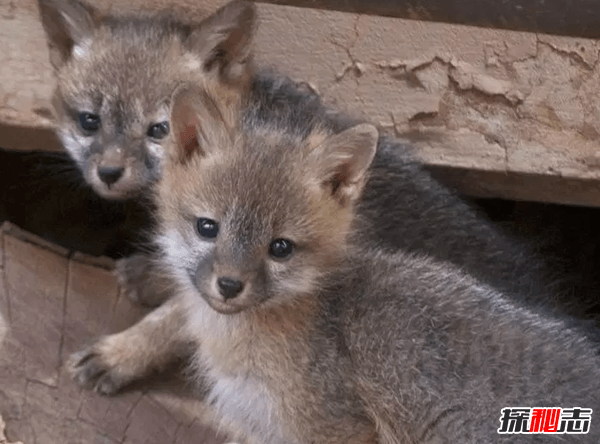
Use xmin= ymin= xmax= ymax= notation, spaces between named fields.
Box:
xmin=69 ymin=87 xmax=600 ymax=443
xmin=38 ymin=0 xmax=253 ymax=200
xmin=38 ymin=0 xmax=600 ymax=333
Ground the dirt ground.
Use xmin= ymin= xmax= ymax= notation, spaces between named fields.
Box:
xmin=0 ymin=222 xmax=227 ymax=444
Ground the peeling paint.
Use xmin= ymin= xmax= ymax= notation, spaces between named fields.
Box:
xmin=449 ymin=62 xmax=524 ymax=104
xmin=4 ymin=0 xmax=600 ymax=204
xmin=0 ymin=415 xmax=24 ymax=444
xmin=537 ymin=34 xmax=599 ymax=69
xmin=335 ymin=60 xmax=366 ymax=81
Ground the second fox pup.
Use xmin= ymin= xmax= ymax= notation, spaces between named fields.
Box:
xmin=38 ymin=0 xmax=253 ymax=200
xmin=69 ymin=87 xmax=600 ymax=443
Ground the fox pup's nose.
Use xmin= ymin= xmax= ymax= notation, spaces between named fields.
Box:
xmin=98 ymin=166 xmax=124 ymax=186
xmin=217 ymin=277 xmax=244 ymax=299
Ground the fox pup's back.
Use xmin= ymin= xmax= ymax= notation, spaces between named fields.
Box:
xmin=340 ymin=250 xmax=600 ymax=442
xmin=244 ymin=75 xmax=600 ymax=335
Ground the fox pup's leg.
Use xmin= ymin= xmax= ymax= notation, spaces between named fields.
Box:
xmin=115 ymin=253 xmax=173 ymax=307
xmin=68 ymin=296 xmax=192 ymax=395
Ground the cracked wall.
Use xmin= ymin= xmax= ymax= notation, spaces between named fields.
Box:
xmin=253 ymin=4 xmax=600 ymax=205
xmin=2 ymin=0 xmax=600 ymax=205
xmin=251 ymin=6 xmax=600 ymax=205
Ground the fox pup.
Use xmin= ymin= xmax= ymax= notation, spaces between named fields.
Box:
xmin=37 ymin=0 xmax=256 ymax=305
xmin=69 ymin=86 xmax=600 ymax=443
xmin=38 ymin=0 xmax=600 ymax=332
xmin=38 ymin=0 xmax=253 ymax=200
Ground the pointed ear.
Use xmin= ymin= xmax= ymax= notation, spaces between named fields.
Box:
xmin=312 ymin=124 xmax=378 ymax=205
xmin=169 ymin=85 xmax=233 ymax=165
xmin=37 ymin=0 xmax=99 ymax=70
xmin=184 ymin=0 xmax=256 ymax=85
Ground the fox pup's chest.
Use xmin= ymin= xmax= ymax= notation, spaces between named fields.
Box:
xmin=189 ymin=306 xmax=309 ymax=442
xmin=206 ymin=368 xmax=297 ymax=444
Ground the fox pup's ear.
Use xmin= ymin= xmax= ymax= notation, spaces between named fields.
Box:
xmin=169 ymin=86 xmax=232 ymax=164
xmin=37 ymin=0 xmax=99 ymax=70
xmin=185 ymin=0 xmax=256 ymax=86
xmin=313 ymin=124 xmax=378 ymax=205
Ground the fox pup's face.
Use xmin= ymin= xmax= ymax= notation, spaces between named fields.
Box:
xmin=52 ymin=34 xmax=182 ymax=200
xmin=156 ymin=87 xmax=378 ymax=314
xmin=38 ymin=0 xmax=255 ymax=200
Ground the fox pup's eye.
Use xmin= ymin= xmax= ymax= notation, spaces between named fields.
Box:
xmin=147 ymin=121 xmax=170 ymax=139
xmin=269 ymin=238 xmax=295 ymax=259
xmin=78 ymin=113 xmax=101 ymax=132
xmin=197 ymin=218 xmax=219 ymax=239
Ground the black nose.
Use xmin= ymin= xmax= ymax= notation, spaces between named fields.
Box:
xmin=217 ymin=277 xmax=244 ymax=300
xmin=98 ymin=166 xmax=124 ymax=186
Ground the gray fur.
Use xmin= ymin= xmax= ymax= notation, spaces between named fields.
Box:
xmin=243 ymin=74 xmax=600 ymax=339
xmin=150 ymin=93 xmax=600 ymax=442
xmin=38 ymin=1 xmax=599 ymax=337
xmin=157 ymin=98 xmax=600 ymax=442
xmin=64 ymin=32 xmax=600 ymax=442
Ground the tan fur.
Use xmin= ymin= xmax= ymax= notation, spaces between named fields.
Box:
xmin=71 ymin=86 xmax=380 ymax=442
xmin=68 ymin=296 xmax=191 ymax=395
xmin=69 ymin=85 xmax=600 ymax=444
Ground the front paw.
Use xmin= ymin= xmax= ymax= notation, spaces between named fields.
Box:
xmin=68 ymin=338 xmax=135 ymax=396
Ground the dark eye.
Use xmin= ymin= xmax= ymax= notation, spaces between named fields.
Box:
xmin=78 ymin=113 xmax=100 ymax=132
xmin=147 ymin=121 xmax=170 ymax=139
xmin=197 ymin=217 xmax=219 ymax=239
xmin=269 ymin=238 xmax=295 ymax=259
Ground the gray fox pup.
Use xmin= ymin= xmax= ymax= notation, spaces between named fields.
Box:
xmin=69 ymin=86 xmax=600 ymax=443
xmin=38 ymin=0 xmax=253 ymax=200
xmin=38 ymin=0 xmax=600 ymax=334
xmin=37 ymin=0 xmax=256 ymax=305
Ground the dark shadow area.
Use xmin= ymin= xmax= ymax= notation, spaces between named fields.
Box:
xmin=471 ymin=197 xmax=600 ymax=318
xmin=261 ymin=0 xmax=600 ymax=38
xmin=0 ymin=147 xmax=152 ymax=258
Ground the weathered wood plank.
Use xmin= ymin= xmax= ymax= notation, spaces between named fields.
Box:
xmin=2 ymin=226 xmax=69 ymax=388
xmin=432 ymin=167 xmax=600 ymax=208
xmin=0 ymin=223 xmax=225 ymax=444
xmin=260 ymin=0 xmax=600 ymax=38
xmin=0 ymin=415 xmax=23 ymax=444
xmin=2 ymin=0 xmax=600 ymax=206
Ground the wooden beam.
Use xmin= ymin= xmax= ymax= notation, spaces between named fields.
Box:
xmin=431 ymin=167 xmax=600 ymax=208
xmin=260 ymin=0 xmax=600 ymax=38
xmin=3 ymin=0 xmax=600 ymax=207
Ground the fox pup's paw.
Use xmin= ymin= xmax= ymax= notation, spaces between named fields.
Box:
xmin=114 ymin=254 xmax=170 ymax=308
xmin=68 ymin=336 xmax=137 ymax=396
